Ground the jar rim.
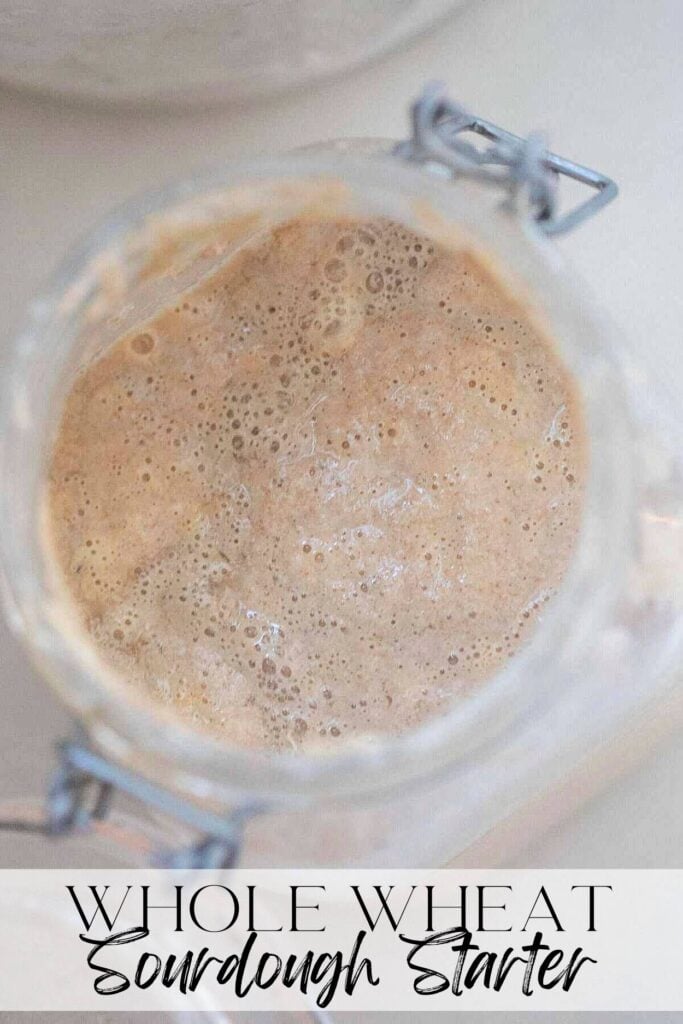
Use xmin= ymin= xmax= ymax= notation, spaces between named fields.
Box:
xmin=0 ymin=146 xmax=636 ymax=807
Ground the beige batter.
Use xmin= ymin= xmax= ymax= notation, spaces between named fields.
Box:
xmin=46 ymin=215 xmax=585 ymax=751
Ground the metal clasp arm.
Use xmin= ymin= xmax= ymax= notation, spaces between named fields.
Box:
xmin=395 ymin=83 xmax=618 ymax=236
xmin=0 ymin=736 xmax=264 ymax=868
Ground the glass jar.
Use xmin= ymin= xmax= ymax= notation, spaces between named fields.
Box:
xmin=1 ymin=114 xmax=681 ymax=868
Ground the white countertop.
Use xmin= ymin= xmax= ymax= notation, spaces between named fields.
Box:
xmin=0 ymin=0 xmax=682 ymax=879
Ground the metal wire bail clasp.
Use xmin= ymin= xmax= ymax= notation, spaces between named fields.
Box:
xmin=395 ymin=83 xmax=618 ymax=236
xmin=0 ymin=734 xmax=265 ymax=868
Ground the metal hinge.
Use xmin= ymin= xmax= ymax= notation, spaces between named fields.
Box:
xmin=395 ymin=82 xmax=618 ymax=235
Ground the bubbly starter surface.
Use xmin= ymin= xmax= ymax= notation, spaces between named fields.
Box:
xmin=47 ymin=216 xmax=585 ymax=750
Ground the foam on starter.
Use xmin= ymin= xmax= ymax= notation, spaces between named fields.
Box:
xmin=46 ymin=216 xmax=586 ymax=751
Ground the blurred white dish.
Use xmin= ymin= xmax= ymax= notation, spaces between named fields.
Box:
xmin=0 ymin=0 xmax=465 ymax=106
